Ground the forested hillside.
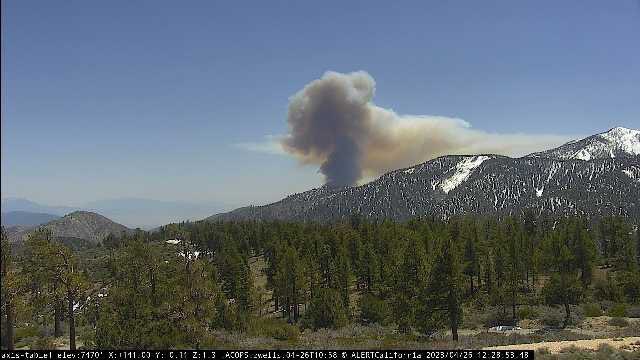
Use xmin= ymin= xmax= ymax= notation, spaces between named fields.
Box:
xmin=1 ymin=215 xmax=639 ymax=349
xmin=214 ymin=156 xmax=640 ymax=222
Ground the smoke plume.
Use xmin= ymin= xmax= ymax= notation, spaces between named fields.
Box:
xmin=279 ymin=71 xmax=572 ymax=186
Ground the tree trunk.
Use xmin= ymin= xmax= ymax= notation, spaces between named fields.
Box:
xmin=293 ymin=293 xmax=299 ymax=322
xmin=274 ymin=294 xmax=279 ymax=314
xmin=532 ymin=271 xmax=536 ymax=290
xmin=67 ymin=291 xmax=76 ymax=350
xmin=512 ymin=288 xmax=517 ymax=320
xmin=150 ymin=269 xmax=158 ymax=306
xmin=5 ymin=300 xmax=15 ymax=350
xmin=451 ymin=313 xmax=459 ymax=342
xmin=563 ymin=302 xmax=571 ymax=329
xmin=470 ymin=275 xmax=474 ymax=295
xmin=54 ymin=301 xmax=63 ymax=338
xmin=449 ymin=286 xmax=459 ymax=342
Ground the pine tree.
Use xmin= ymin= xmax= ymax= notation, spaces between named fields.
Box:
xmin=182 ymin=258 xmax=224 ymax=347
xmin=1 ymin=227 xmax=21 ymax=350
xmin=417 ymin=231 xmax=463 ymax=341
xmin=274 ymin=245 xmax=304 ymax=322
xmin=57 ymin=248 xmax=88 ymax=350
xmin=570 ymin=219 xmax=597 ymax=287
xmin=461 ymin=219 xmax=479 ymax=295
xmin=330 ymin=242 xmax=351 ymax=316
xmin=490 ymin=224 xmax=508 ymax=313
xmin=22 ymin=229 xmax=67 ymax=339
xmin=540 ymin=229 xmax=583 ymax=328
xmin=504 ymin=218 xmax=524 ymax=320
xmin=306 ymin=288 xmax=347 ymax=329
xmin=97 ymin=239 xmax=175 ymax=348
xmin=392 ymin=236 xmax=428 ymax=332
xmin=23 ymin=228 xmax=89 ymax=350
xmin=360 ymin=242 xmax=380 ymax=292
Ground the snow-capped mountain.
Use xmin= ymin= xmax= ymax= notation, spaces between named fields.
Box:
xmin=528 ymin=127 xmax=640 ymax=161
xmin=211 ymin=127 xmax=640 ymax=222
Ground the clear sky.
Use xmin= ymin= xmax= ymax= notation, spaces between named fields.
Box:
xmin=2 ymin=1 xmax=639 ymax=207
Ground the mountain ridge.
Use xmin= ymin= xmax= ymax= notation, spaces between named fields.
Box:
xmin=210 ymin=127 xmax=640 ymax=222
xmin=5 ymin=210 xmax=134 ymax=244
xmin=528 ymin=127 xmax=640 ymax=161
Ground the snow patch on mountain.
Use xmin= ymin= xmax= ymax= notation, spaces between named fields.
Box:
xmin=440 ymin=156 xmax=491 ymax=193
xmin=573 ymin=149 xmax=592 ymax=161
xmin=601 ymin=127 xmax=640 ymax=155
xmin=622 ymin=166 xmax=640 ymax=183
xmin=528 ymin=127 xmax=640 ymax=160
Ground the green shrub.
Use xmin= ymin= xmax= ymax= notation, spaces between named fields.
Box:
xmin=535 ymin=348 xmax=550 ymax=356
xmin=247 ymin=318 xmax=300 ymax=341
xmin=627 ymin=305 xmax=640 ymax=318
xmin=557 ymin=345 xmax=582 ymax=353
xmin=212 ymin=298 xmax=249 ymax=332
xmin=593 ymin=276 xmax=623 ymax=302
xmin=517 ymin=306 xmax=539 ymax=320
xmin=616 ymin=270 xmax=640 ymax=304
xmin=483 ymin=308 xmax=515 ymax=327
xmin=30 ymin=337 xmax=56 ymax=350
xmin=607 ymin=303 xmax=627 ymax=317
xmin=304 ymin=288 xmax=348 ymax=329
xmin=582 ymin=303 xmax=602 ymax=317
xmin=462 ymin=307 xmax=485 ymax=330
xmin=15 ymin=326 xmax=40 ymax=341
xmin=540 ymin=307 xmax=564 ymax=327
xmin=77 ymin=335 xmax=96 ymax=350
xmin=359 ymin=294 xmax=391 ymax=325
xmin=607 ymin=317 xmax=629 ymax=327
xmin=199 ymin=335 xmax=227 ymax=349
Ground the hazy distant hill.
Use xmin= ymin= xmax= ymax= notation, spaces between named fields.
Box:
xmin=212 ymin=127 xmax=640 ymax=222
xmin=1 ymin=197 xmax=76 ymax=216
xmin=2 ymin=197 xmax=229 ymax=229
xmin=83 ymin=198 xmax=229 ymax=229
xmin=6 ymin=211 xmax=134 ymax=244
xmin=1 ymin=211 xmax=60 ymax=227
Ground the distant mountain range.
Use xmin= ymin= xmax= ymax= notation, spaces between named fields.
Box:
xmin=1 ymin=211 xmax=60 ymax=227
xmin=4 ymin=211 xmax=134 ymax=245
xmin=1 ymin=198 xmax=76 ymax=217
xmin=212 ymin=127 xmax=640 ymax=222
xmin=1 ymin=197 xmax=230 ymax=229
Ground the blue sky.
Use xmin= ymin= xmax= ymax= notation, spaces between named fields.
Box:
xmin=2 ymin=0 xmax=639 ymax=207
